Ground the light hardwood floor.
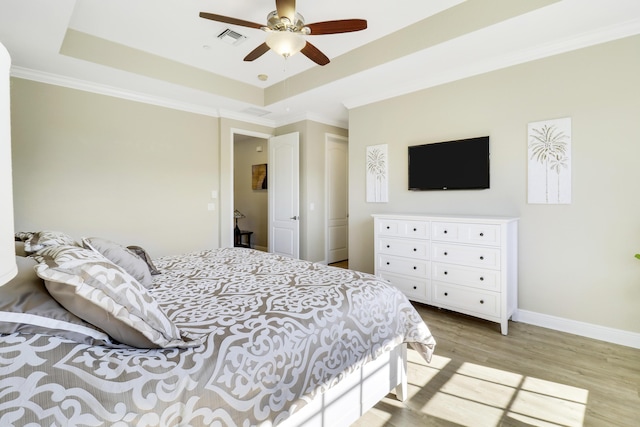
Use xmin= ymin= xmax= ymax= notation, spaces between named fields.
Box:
xmin=352 ymin=303 xmax=640 ymax=427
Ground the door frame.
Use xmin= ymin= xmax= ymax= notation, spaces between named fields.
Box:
xmin=325 ymin=133 xmax=349 ymax=264
xmin=222 ymin=128 xmax=272 ymax=248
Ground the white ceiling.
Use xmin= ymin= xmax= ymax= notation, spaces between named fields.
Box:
xmin=1 ymin=0 xmax=639 ymax=128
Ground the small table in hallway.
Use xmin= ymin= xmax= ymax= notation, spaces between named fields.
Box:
xmin=234 ymin=230 xmax=253 ymax=248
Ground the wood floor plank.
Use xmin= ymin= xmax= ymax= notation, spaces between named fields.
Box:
xmin=353 ymin=303 xmax=640 ymax=427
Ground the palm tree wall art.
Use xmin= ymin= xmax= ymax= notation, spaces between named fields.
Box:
xmin=528 ymin=117 xmax=572 ymax=204
xmin=366 ymin=144 xmax=388 ymax=203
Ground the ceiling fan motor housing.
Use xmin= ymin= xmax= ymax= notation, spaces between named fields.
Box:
xmin=266 ymin=11 xmax=308 ymax=33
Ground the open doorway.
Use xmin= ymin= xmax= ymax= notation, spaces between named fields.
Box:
xmin=325 ymin=134 xmax=349 ymax=266
xmin=233 ymin=134 xmax=269 ymax=251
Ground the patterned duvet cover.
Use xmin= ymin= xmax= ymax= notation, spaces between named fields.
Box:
xmin=0 ymin=248 xmax=435 ymax=426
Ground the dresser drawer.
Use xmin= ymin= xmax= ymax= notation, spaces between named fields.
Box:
xmin=378 ymin=255 xmax=429 ymax=278
xmin=432 ymin=262 xmax=500 ymax=291
xmin=379 ymin=272 xmax=429 ymax=301
xmin=432 ymin=222 xmax=501 ymax=246
xmin=432 ymin=243 xmax=500 ymax=269
xmin=377 ymin=219 xmax=429 ymax=239
xmin=432 ymin=282 xmax=499 ymax=317
xmin=378 ymin=237 xmax=429 ymax=259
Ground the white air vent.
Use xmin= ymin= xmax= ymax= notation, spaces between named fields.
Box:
xmin=242 ymin=107 xmax=272 ymax=117
xmin=217 ymin=29 xmax=247 ymax=46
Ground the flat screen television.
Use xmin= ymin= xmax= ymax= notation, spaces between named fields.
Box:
xmin=408 ymin=136 xmax=490 ymax=190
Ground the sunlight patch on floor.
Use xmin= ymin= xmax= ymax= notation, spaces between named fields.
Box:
xmin=506 ymin=377 xmax=588 ymax=426
xmin=420 ymin=360 xmax=588 ymax=426
xmin=406 ymin=352 xmax=451 ymax=399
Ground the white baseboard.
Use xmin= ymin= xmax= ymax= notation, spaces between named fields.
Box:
xmin=514 ymin=309 xmax=640 ymax=349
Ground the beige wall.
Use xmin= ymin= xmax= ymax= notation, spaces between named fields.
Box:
xmin=10 ymin=78 xmax=220 ymax=257
xmin=9 ymin=79 xmax=346 ymax=263
xmin=348 ymin=35 xmax=640 ymax=333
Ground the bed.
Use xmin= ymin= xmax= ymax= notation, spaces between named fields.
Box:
xmin=1 ymin=232 xmax=436 ymax=426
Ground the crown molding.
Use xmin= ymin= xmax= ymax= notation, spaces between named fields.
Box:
xmin=217 ymin=108 xmax=276 ymax=128
xmin=272 ymin=110 xmax=348 ymax=130
xmin=10 ymin=66 xmax=276 ymax=127
xmin=9 ymin=66 xmax=347 ymax=130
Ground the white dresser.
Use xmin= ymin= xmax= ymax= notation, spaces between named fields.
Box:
xmin=373 ymin=214 xmax=518 ymax=334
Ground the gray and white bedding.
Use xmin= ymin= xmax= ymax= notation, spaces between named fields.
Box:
xmin=1 ymin=240 xmax=435 ymax=426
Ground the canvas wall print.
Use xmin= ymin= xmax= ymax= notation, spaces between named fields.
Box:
xmin=252 ymin=164 xmax=267 ymax=190
xmin=528 ymin=117 xmax=572 ymax=204
xmin=366 ymin=144 xmax=388 ymax=203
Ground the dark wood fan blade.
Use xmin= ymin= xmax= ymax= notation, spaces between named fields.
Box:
xmin=244 ymin=43 xmax=271 ymax=62
xmin=199 ymin=12 xmax=263 ymax=29
xmin=276 ymin=0 xmax=296 ymax=22
xmin=306 ymin=19 xmax=367 ymax=35
xmin=301 ymin=42 xmax=330 ymax=66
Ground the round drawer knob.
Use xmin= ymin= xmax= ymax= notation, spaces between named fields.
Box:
xmin=386 ymin=245 xmax=390 ymax=248
xmin=444 ymin=230 xmax=448 ymax=234
xmin=444 ymin=292 xmax=448 ymax=296
xmin=480 ymin=256 xmax=484 ymax=260
xmin=480 ymin=232 xmax=484 ymax=237
xmin=480 ymin=300 xmax=485 ymax=304
xmin=413 ymin=286 xmax=417 ymax=290
xmin=444 ymin=271 xmax=448 ymax=275
xmin=413 ymin=266 xmax=417 ymax=270
xmin=480 ymin=277 xmax=484 ymax=281
xmin=413 ymin=248 xmax=417 ymax=252
xmin=386 ymin=226 xmax=390 ymax=229
xmin=413 ymin=228 xmax=417 ymax=231
xmin=444 ymin=252 xmax=448 ymax=256
xmin=386 ymin=262 xmax=390 ymax=265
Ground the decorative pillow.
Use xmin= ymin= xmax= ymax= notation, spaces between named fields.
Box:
xmin=0 ymin=256 xmax=113 ymax=346
xmin=23 ymin=230 xmax=79 ymax=254
xmin=14 ymin=231 xmax=34 ymax=242
xmin=127 ymin=245 xmax=161 ymax=275
xmin=34 ymin=245 xmax=202 ymax=349
xmin=82 ymin=237 xmax=153 ymax=287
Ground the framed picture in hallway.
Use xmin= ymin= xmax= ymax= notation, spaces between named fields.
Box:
xmin=252 ymin=163 xmax=267 ymax=190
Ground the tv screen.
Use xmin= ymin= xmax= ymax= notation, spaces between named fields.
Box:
xmin=408 ymin=136 xmax=490 ymax=190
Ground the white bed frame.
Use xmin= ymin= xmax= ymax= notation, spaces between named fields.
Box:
xmin=279 ymin=343 xmax=408 ymax=427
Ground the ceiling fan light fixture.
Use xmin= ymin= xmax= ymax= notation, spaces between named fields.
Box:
xmin=266 ymin=31 xmax=305 ymax=58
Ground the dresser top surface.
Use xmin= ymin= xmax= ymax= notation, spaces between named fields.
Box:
xmin=371 ymin=213 xmax=519 ymax=224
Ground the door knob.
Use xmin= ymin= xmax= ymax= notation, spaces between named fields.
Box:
xmin=290 ymin=216 xmax=299 ymax=220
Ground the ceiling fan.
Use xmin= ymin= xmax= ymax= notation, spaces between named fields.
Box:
xmin=200 ymin=0 xmax=367 ymax=66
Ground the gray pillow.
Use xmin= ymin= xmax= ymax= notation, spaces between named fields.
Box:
xmin=83 ymin=237 xmax=153 ymax=287
xmin=127 ymin=245 xmax=161 ymax=275
xmin=0 ymin=256 xmax=113 ymax=346
xmin=34 ymin=245 xmax=202 ymax=349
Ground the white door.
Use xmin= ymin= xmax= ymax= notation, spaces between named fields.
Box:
xmin=326 ymin=135 xmax=349 ymax=264
xmin=268 ymin=132 xmax=300 ymax=258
